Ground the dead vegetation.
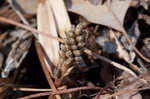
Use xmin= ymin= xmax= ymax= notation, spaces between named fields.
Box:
xmin=0 ymin=0 xmax=150 ymax=99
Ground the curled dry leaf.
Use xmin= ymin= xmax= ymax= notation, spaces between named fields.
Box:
xmin=66 ymin=0 xmax=132 ymax=31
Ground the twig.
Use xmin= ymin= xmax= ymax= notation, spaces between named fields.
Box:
xmin=84 ymin=49 xmax=137 ymax=77
xmin=13 ymin=86 xmax=66 ymax=92
xmin=125 ymin=60 xmax=143 ymax=74
xmin=95 ymin=82 xmax=112 ymax=99
xmin=52 ymin=86 xmax=101 ymax=95
xmin=18 ymin=86 xmax=102 ymax=99
xmin=106 ymin=4 xmax=150 ymax=63
xmin=14 ymin=88 xmax=52 ymax=92
xmin=110 ymin=30 xmax=142 ymax=74
xmin=0 ymin=16 xmax=63 ymax=43
xmin=137 ymin=58 xmax=148 ymax=72
xmin=17 ymin=92 xmax=50 ymax=99
xmin=7 ymin=0 xmax=29 ymax=25
xmin=95 ymin=91 xmax=102 ymax=99
xmin=35 ymin=42 xmax=62 ymax=99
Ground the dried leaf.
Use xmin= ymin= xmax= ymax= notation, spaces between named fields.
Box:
xmin=88 ymin=0 xmax=104 ymax=5
xmin=37 ymin=0 xmax=71 ymax=99
xmin=116 ymin=71 xmax=144 ymax=99
xmin=15 ymin=0 xmax=40 ymax=14
xmin=48 ymin=0 xmax=71 ymax=38
xmin=37 ymin=0 xmax=72 ymax=79
xmin=37 ymin=0 xmax=60 ymax=67
xmin=66 ymin=0 xmax=132 ymax=31
xmin=1 ymin=31 xmax=32 ymax=77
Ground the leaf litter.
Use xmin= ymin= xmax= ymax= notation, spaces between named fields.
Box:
xmin=0 ymin=0 xmax=150 ymax=99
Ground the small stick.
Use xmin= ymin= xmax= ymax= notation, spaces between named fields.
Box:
xmin=52 ymin=86 xmax=101 ymax=95
xmin=35 ymin=42 xmax=61 ymax=99
xmin=84 ymin=49 xmax=137 ymax=77
xmin=0 ymin=16 xmax=63 ymax=43
xmin=125 ymin=60 xmax=143 ymax=74
xmin=7 ymin=0 xmax=29 ymax=25
xmin=15 ymin=88 xmax=52 ymax=92
xmin=13 ymin=86 xmax=66 ymax=92
xmin=17 ymin=92 xmax=50 ymax=99
xmin=18 ymin=86 xmax=102 ymax=99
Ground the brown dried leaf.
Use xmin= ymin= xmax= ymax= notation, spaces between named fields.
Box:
xmin=15 ymin=0 xmax=40 ymax=14
xmin=66 ymin=0 xmax=132 ymax=31
xmin=88 ymin=0 xmax=104 ymax=5
xmin=116 ymin=71 xmax=143 ymax=99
